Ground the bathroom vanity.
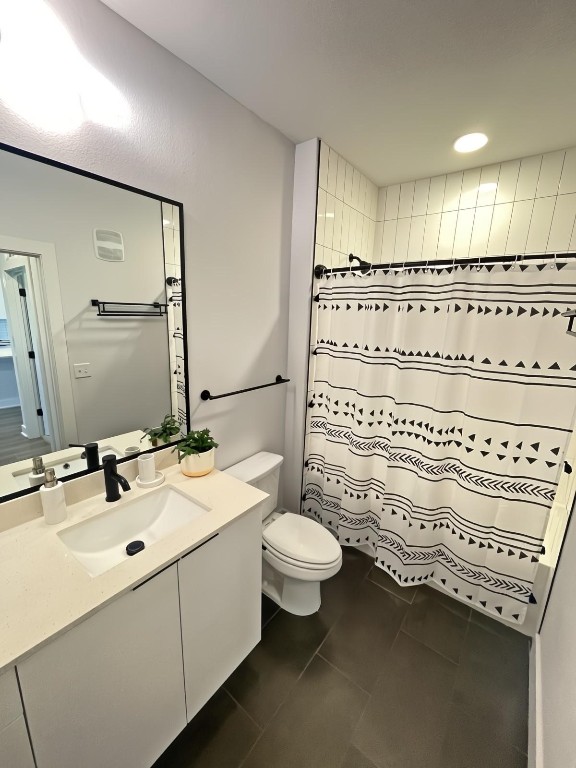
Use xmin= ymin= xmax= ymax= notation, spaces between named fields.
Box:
xmin=0 ymin=465 xmax=267 ymax=768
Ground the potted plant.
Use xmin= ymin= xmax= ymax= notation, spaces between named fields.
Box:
xmin=175 ymin=428 xmax=219 ymax=477
xmin=141 ymin=414 xmax=181 ymax=447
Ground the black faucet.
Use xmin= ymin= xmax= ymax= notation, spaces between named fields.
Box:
xmin=102 ymin=454 xmax=131 ymax=502
xmin=69 ymin=442 xmax=100 ymax=471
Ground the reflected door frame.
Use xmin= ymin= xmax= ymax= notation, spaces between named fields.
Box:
xmin=0 ymin=235 xmax=77 ymax=452
xmin=1 ymin=261 xmax=46 ymax=441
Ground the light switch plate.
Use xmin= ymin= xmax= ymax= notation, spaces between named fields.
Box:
xmin=73 ymin=363 xmax=91 ymax=379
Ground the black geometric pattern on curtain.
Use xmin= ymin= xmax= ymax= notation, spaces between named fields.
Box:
xmin=303 ymin=261 xmax=576 ymax=623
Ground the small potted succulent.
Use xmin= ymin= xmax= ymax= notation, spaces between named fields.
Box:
xmin=175 ymin=428 xmax=219 ymax=477
xmin=141 ymin=414 xmax=181 ymax=447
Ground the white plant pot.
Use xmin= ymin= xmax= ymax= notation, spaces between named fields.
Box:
xmin=179 ymin=448 xmax=215 ymax=477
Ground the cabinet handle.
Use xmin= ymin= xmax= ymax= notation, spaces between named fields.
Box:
xmin=132 ymin=561 xmax=175 ymax=591
xmin=181 ymin=532 xmax=219 ymax=559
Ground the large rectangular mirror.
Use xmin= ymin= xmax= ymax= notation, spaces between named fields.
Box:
xmin=0 ymin=143 xmax=188 ymax=500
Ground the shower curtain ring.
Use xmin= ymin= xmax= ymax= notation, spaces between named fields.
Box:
xmin=361 ymin=259 xmax=374 ymax=278
xmin=551 ymin=252 xmax=558 ymax=270
xmin=511 ymin=253 xmax=519 ymax=271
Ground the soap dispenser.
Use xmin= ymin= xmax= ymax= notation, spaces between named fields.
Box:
xmin=28 ymin=456 xmax=46 ymax=488
xmin=40 ymin=468 xmax=67 ymax=525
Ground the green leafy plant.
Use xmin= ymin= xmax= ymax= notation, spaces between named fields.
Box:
xmin=141 ymin=414 xmax=181 ymax=445
xmin=174 ymin=428 xmax=219 ymax=460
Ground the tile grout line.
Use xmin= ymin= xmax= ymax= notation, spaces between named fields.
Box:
xmin=316 ymin=651 xmax=372 ymax=696
xmin=237 ymin=607 xmax=344 ymax=768
xmin=222 ymin=687 xmax=264 ymax=734
xmin=398 ymin=622 xmax=461 ymax=668
xmin=366 ymin=574 xmax=417 ymax=605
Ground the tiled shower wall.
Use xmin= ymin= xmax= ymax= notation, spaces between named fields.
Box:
xmin=315 ymin=143 xmax=576 ymax=268
xmin=315 ymin=142 xmax=378 ymax=269
xmin=376 ymin=147 xmax=576 ymax=264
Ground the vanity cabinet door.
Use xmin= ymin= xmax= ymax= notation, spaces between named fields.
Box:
xmin=18 ymin=563 xmax=186 ymax=768
xmin=179 ymin=508 xmax=261 ymax=720
xmin=0 ymin=668 xmax=35 ymax=768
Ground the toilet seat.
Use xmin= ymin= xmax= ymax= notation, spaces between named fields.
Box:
xmin=263 ymin=540 xmax=342 ymax=571
xmin=262 ymin=513 xmax=341 ymax=566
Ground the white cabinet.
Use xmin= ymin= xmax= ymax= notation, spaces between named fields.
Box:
xmin=14 ymin=509 xmax=262 ymax=767
xmin=179 ymin=507 xmax=261 ymax=720
xmin=0 ymin=718 xmax=35 ymax=768
xmin=18 ymin=563 xmax=186 ymax=768
xmin=0 ymin=668 xmax=35 ymax=768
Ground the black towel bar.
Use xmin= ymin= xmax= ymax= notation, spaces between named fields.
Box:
xmin=201 ymin=375 xmax=290 ymax=401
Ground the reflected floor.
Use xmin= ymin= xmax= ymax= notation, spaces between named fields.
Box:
xmin=0 ymin=406 xmax=50 ymax=466
xmin=153 ymin=547 xmax=530 ymax=768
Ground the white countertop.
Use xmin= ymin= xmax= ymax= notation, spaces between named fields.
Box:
xmin=0 ymin=465 xmax=267 ymax=673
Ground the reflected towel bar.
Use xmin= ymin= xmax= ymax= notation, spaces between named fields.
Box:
xmin=201 ymin=375 xmax=290 ymax=401
xmin=91 ymin=299 xmax=167 ymax=317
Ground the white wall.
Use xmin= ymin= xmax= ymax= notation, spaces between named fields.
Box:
xmin=537 ymin=504 xmax=576 ymax=768
xmin=375 ymin=148 xmax=576 ymax=264
xmin=283 ymin=139 xmax=319 ymax=514
xmin=0 ymin=0 xmax=294 ymax=476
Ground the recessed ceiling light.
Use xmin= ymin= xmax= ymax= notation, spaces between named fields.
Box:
xmin=453 ymin=133 xmax=488 ymax=153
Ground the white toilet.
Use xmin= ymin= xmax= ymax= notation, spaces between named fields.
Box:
xmin=225 ymin=452 xmax=342 ymax=616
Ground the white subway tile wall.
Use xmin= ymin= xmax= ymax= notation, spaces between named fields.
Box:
xmin=373 ymin=146 xmax=576 ymax=264
xmin=315 ymin=143 xmax=378 ymax=269
xmin=315 ymin=143 xmax=576 ymax=267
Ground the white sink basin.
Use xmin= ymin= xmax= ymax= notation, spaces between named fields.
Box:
xmin=58 ymin=486 xmax=210 ymax=577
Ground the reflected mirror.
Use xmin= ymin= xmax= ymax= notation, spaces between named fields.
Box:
xmin=0 ymin=143 xmax=188 ymax=500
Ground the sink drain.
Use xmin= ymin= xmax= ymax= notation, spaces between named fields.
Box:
xmin=126 ymin=540 xmax=145 ymax=556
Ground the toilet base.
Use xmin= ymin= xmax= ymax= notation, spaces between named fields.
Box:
xmin=262 ymin=559 xmax=321 ymax=616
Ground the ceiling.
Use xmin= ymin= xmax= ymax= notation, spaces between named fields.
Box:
xmin=100 ymin=0 xmax=576 ymax=187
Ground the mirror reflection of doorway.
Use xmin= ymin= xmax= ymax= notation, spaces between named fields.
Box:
xmin=0 ymin=251 xmax=53 ymax=467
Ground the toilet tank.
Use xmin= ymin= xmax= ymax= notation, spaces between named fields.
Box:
xmin=224 ymin=452 xmax=283 ymax=520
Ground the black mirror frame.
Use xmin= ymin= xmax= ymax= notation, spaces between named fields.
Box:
xmin=0 ymin=141 xmax=190 ymax=503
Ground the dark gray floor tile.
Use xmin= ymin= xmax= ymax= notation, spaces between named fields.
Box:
xmin=453 ymin=622 xmax=529 ymax=752
xmin=402 ymin=586 xmax=469 ymax=662
xmin=352 ymin=632 xmax=457 ymax=768
xmin=319 ymin=578 xmax=408 ymax=692
xmin=152 ymin=688 xmax=259 ymax=768
xmin=438 ymin=705 xmax=528 ymax=768
xmin=260 ymin=594 xmax=279 ymax=628
xmin=319 ymin=547 xmax=374 ymax=626
xmin=416 ymin=583 xmax=472 ymax=619
xmin=367 ymin=565 xmax=418 ymax=604
xmin=470 ymin=606 xmax=531 ymax=644
xmin=224 ymin=608 xmax=330 ymax=727
xmin=242 ymin=655 xmax=367 ymax=768
xmin=340 ymin=745 xmax=379 ymax=768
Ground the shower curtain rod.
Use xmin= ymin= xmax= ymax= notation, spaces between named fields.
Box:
xmin=314 ymin=251 xmax=576 ymax=279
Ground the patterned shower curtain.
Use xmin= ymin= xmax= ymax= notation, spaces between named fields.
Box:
xmin=303 ymin=260 xmax=576 ymax=623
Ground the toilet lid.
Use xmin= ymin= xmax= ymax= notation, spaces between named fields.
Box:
xmin=263 ymin=513 xmax=341 ymax=565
